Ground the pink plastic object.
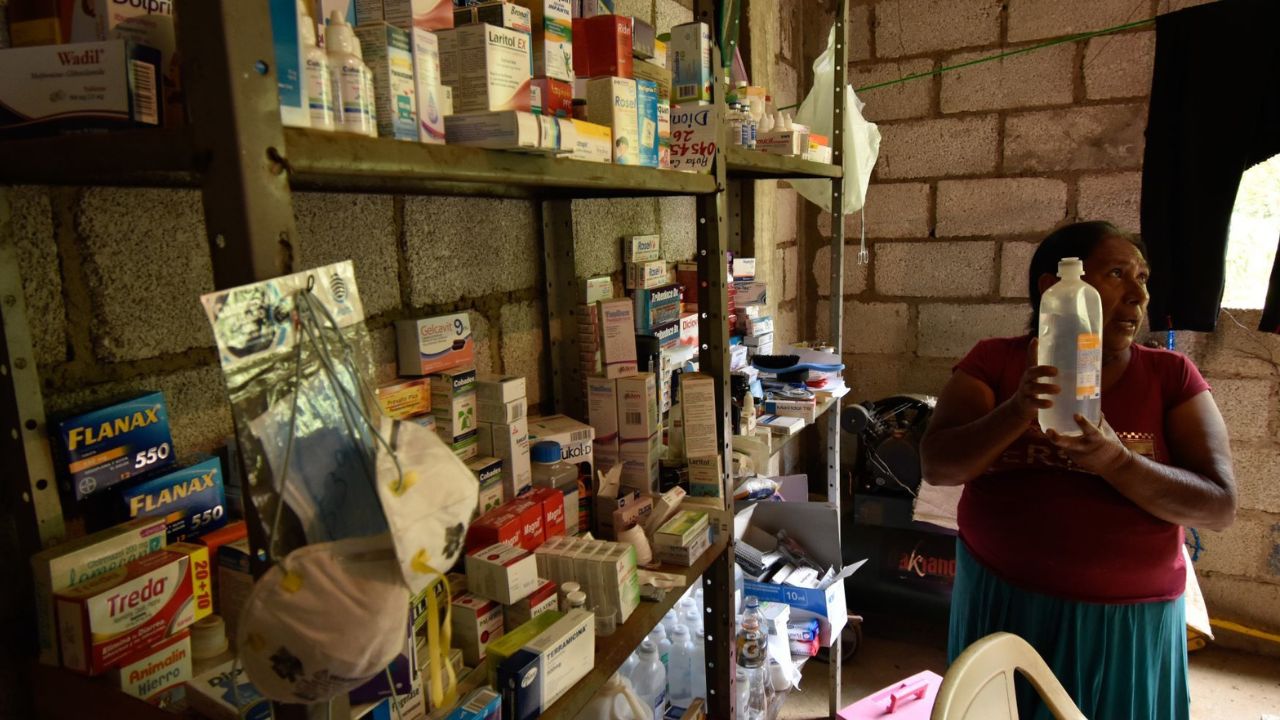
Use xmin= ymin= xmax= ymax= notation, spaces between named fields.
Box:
xmin=837 ymin=670 xmax=942 ymax=720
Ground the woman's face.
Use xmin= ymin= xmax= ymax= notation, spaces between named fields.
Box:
xmin=1082 ymin=236 xmax=1150 ymax=354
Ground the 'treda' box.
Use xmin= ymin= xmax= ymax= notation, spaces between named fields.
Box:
xmin=56 ymin=392 xmax=174 ymax=502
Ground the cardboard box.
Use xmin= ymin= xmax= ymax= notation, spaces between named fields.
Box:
xmin=187 ymin=660 xmax=272 ymax=720
xmin=478 ymin=396 xmax=527 ymax=424
xmin=451 ymin=592 xmax=505 ymax=666
xmin=445 ymin=687 xmax=502 ymax=720
xmin=476 ymin=374 xmax=526 ymax=405
xmin=454 ymin=1 xmax=533 ymax=33
xmin=670 ymin=21 xmax=711 ymax=104
xmin=439 ymin=24 xmax=532 ymax=113
xmin=217 ymin=538 xmax=253 ymax=648
xmin=632 ymin=283 xmax=682 ymax=330
xmin=121 ymin=456 xmax=228 ymax=543
xmin=412 ymin=27 xmax=448 ymax=143
xmin=636 ymin=77 xmax=659 ymax=167
xmin=110 ymin=631 xmax=191 ymax=705
xmin=623 ymin=234 xmax=661 ymax=263
xmin=376 ymin=378 xmax=432 ymax=419
xmin=596 ymin=298 xmax=638 ymax=378
xmin=625 ymin=259 xmax=668 ymax=290
xmin=357 ymin=0 xmax=453 ymax=31
xmin=355 ymin=22 xmax=419 ymax=140
xmin=56 ymin=392 xmax=174 ymax=501
xmin=396 ymin=312 xmax=475 ymax=376
xmin=531 ymin=77 xmax=573 ymax=117
xmin=32 ymin=517 xmax=168 ymax=665
xmin=526 ymin=486 xmax=568 ymax=539
xmin=582 ymin=76 xmax=638 ymax=165
xmin=678 ymin=312 xmax=699 ymax=350
xmin=570 ymin=119 xmax=612 ymax=162
xmin=467 ymin=498 xmax=544 ymax=552
xmin=616 ymin=373 xmax=658 ymax=441
xmin=679 ymin=372 xmax=718 ymax=458
xmin=573 ymin=13 xmax=631 ymax=78
xmin=467 ymin=543 xmax=540 ymax=604
xmin=503 ymin=578 xmax=559 ymax=629
xmin=55 ymin=544 xmax=211 ymax=675
xmin=586 ymin=376 xmax=620 ymax=451
xmin=497 ymin=609 xmax=594 ymax=719
xmin=484 ymin=609 xmax=563 ymax=685
xmin=445 ymin=110 xmax=541 ymax=148
xmin=482 ymin=417 xmax=532 ymax=498
xmin=513 ymin=0 xmax=573 ymax=82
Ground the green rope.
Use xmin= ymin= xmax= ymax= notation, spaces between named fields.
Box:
xmin=776 ymin=16 xmax=1156 ymax=111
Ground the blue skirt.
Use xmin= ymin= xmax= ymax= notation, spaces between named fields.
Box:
xmin=948 ymin=540 xmax=1189 ymax=720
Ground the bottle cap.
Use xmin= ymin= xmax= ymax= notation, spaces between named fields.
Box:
xmin=560 ymin=581 xmax=581 ymax=594
xmin=325 ymin=10 xmax=358 ymax=56
xmin=1058 ymin=257 xmax=1084 ymax=277
xmin=297 ymin=1 xmax=317 ymax=46
xmin=191 ymin=614 xmax=229 ymax=659
xmin=566 ymin=590 xmax=587 ymax=608
xmin=530 ymin=441 xmax=562 ymax=464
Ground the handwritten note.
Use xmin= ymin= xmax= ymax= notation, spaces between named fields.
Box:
xmin=669 ymin=104 xmax=719 ymax=174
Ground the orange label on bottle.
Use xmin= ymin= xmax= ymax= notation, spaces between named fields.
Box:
xmin=1076 ymin=333 xmax=1101 ymax=400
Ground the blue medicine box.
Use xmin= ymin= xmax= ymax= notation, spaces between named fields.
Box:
xmin=120 ymin=456 xmax=228 ymax=542
xmin=636 ymin=78 xmax=659 ymax=168
xmin=56 ymin=392 xmax=174 ymax=501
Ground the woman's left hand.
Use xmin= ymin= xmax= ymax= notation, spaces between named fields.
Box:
xmin=1046 ymin=414 xmax=1133 ymax=477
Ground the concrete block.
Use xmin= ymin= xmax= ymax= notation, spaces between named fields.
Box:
xmin=876 ymin=115 xmax=999 ymax=180
xmin=293 ymin=193 xmax=400 ymax=317
xmin=1085 ymin=31 xmax=1155 ymax=100
xmin=813 ymin=244 xmax=869 ymax=297
xmin=471 ymin=310 xmax=496 ymax=377
xmin=842 ymin=354 xmax=956 ymax=400
xmin=940 ymin=42 xmax=1074 ymax=113
xmin=10 ymin=186 xmax=66 ymax=368
xmin=937 ymin=178 xmax=1068 ymax=236
xmin=659 ymin=196 xmax=696 ymax=262
xmin=844 ymin=302 xmax=912 ymax=355
xmin=1232 ymin=441 xmax=1280 ymax=513
xmin=370 ymin=325 xmax=399 ymax=385
xmin=1004 ymin=104 xmax=1148 ymax=173
xmin=1197 ymin=573 xmax=1280 ymax=644
xmin=1077 ymin=172 xmax=1142 ymax=233
xmin=1000 ymin=241 xmax=1038 ymax=298
xmin=774 ymin=188 xmax=798 ymax=245
xmin=775 ymin=307 xmax=799 ymax=348
xmin=76 ymin=188 xmax=214 ymax=361
xmin=654 ymin=0 xmax=693 ymax=35
xmin=1195 ymin=511 xmax=1280 ymax=581
xmin=918 ymin=303 xmax=1027 ymax=358
xmin=839 ymin=182 xmax=931 ymax=240
xmin=574 ymin=198 xmax=659 ymax=277
xmin=613 ymin=0 xmax=651 ymax=23
xmin=44 ymin=364 xmax=234 ymax=462
xmin=848 ymin=4 xmax=871 ymax=62
xmin=783 ymin=245 xmax=798 ymax=302
xmin=772 ymin=61 xmax=799 ymax=109
xmin=1176 ymin=309 xmax=1280 ymax=379
xmin=1008 ymin=0 xmax=1140 ymax=43
xmin=849 ymin=59 xmax=934 ymax=121
xmin=500 ymin=301 xmax=544 ymax=406
xmin=875 ymin=241 xmax=995 ymax=297
xmin=1212 ymin=378 xmax=1279 ymax=444
xmin=404 ymin=197 xmax=538 ymax=306
xmin=873 ymin=0 xmax=1001 ymax=58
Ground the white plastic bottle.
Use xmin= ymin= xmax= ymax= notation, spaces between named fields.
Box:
xmin=667 ymin=624 xmax=695 ymax=710
xmin=190 ymin=614 xmax=235 ymax=677
xmin=583 ymin=673 xmax=653 ymax=720
xmin=298 ymin=3 xmax=335 ymax=131
xmin=661 ymin=610 xmax=680 ymax=638
xmin=325 ymin=11 xmax=376 ymax=137
xmin=1037 ymin=257 xmax=1104 ymax=435
xmin=630 ymin=639 xmax=668 ymax=720
xmin=621 ymin=651 xmax=639 ymax=682
xmin=648 ymin=625 xmax=669 ymax=671
xmin=691 ymin=629 xmax=707 ymax=702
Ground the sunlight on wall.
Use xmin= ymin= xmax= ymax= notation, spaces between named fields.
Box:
xmin=1224 ymin=154 xmax=1280 ymax=310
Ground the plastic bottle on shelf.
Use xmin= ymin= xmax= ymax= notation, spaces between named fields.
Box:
xmin=297 ymin=2 xmax=335 ymax=131
xmin=666 ymin=624 xmax=695 ymax=710
xmin=621 ymin=651 xmax=639 ymax=682
xmin=691 ymin=628 xmax=707 ymax=703
xmin=727 ymin=103 xmax=744 ymax=147
xmin=325 ymin=11 xmax=376 ymax=137
xmin=760 ymin=95 xmax=776 ymax=134
xmin=532 ymin=441 xmax=578 ymax=490
xmin=736 ymin=596 xmax=768 ymax=720
xmin=661 ymin=610 xmax=680 ymax=638
xmin=1037 ymin=257 xmax=1103 ymax=435
xmin=648 ymin=625 xmax=669 ymax=671
xmin=683 ymin=607 xmax=702 ymax=636
xmin=560 ymin=581 xmax=582 ymax=611
xmin=583 ymin=673 xmax=653 ymax=720
xmin=630 ymin=639 xmax=668 ymax=720
xmin=190 ymin=614 xmax=234 ymax=677
xmin=567 ymin=590 xmax=588 ymax=610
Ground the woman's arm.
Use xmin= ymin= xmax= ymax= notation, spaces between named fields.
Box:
xmin=920 ymin=356 xmax=1059 ymax=487
xmin=1048 ymin=393 xmax=1237 ymax=531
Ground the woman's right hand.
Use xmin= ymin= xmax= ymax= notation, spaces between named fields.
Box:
xmin=1009 ymin=338 xmax=1061 ymax=422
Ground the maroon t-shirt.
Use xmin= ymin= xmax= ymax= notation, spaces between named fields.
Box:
xmin=954 ymin=336 xmax=1210 ymax=604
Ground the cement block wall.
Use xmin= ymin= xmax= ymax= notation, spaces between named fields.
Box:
xmin=808 ymin=0 xmax=1280 ymax=646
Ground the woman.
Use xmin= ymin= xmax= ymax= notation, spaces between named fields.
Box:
xmin=920 ymin=221 xmax=1237 ymax=719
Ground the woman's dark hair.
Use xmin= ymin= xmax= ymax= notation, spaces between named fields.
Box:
xmin=1027 ymin=221 xmax=1148 ymax=331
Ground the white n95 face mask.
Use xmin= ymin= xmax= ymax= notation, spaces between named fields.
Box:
xmin=237 ymin=534 xmax=410 ymax=704
xmin=374 ymin=417 xmax=479 ymax=596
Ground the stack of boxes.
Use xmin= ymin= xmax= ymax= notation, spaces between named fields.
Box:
xmin=732 ymin=257 xmax=772 ymax=358
xmin=571 ymin=11 xmax=664 ymax=167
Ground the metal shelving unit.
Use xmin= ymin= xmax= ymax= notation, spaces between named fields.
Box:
xmin=0 ymin=0 xmax=849 ymax=717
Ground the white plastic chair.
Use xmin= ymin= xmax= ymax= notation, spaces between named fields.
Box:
xmin=930 ymin=632 xmax=1087 ymax=720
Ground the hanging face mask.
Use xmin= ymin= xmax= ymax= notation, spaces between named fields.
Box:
xmin=375 ymin=417 xmax=478 ymax=596
xmin=237 ymin=533 xmax=410 ymax=704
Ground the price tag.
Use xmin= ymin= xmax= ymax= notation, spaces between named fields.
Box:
xmin=669 ymin=103 xmax=719 ymax=174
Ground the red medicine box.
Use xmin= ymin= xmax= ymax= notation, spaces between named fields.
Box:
xmin=573 ymin=15 xmax=633 ymax=79
xmin=526 ymin=487 xmax=567 ymax=540
xmin=467 ymin=498 xmax=545 ymax=553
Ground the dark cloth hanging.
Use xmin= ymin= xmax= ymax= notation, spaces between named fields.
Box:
xmin=1140 ymin=0 xmax=1280 ymax=334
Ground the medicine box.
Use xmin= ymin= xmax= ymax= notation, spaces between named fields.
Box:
xmin=632 ymin=59 xmax=671 ymax=104
xmin=679 ymin=372 xmax=718 ymax=458
xmin=633 ymin=283 xmax=682 ymax=330
xmin=445 ymin=110 xmax=540 ymax=149
xmin=618 ymin=432 xmax=661 ymax=493
xmin=636 ymin=78 xmax=659 ymax=167
xmin=120 ymin=456 xmax=228 ymax=543
xmin=679 ymin=312 xmax=699 ymax=350
xmin=451 ymin=592 xmax=506 ymax=666
xmin=650 ymin=320 xmax=680 ymax=351
xmin=686 ymin=453 xmax=722 ymax=498
xmin=376 ymin=377 xmax=432 ymax=419
xmin=573 ymin=0 xmax=615 ymax=16
xmin=217 ymin=538 xmax=253 ymax=648
xmin=446 ymin=432 xmax=480 ymax=461
xmin=497 ymin=609 xmax=594 ymax=720
xmin=531 ymin=77 xmax=573 ymax=117
xmin=504 ymin=578 xmax=559 ymax=629
xmin=411 ymin=27 xmax=448 ymax=143
xmin=31 ymin=516 xmax=168 ymax=665
xmin=396 ymin=312 xmax=474 ymax=376
xmin=432 ymin=392 xmax=478 ymax=442
xmin=484 ymin=609 xmax=563 ymax=685
xmin=631 ymin=17 xmax=655 ymax=59
xmin=653 ymin=37 xmax=668 ymax=68
xmin=654 ymin=524 xmax=709 ymax=566
xmin=515 ymin=0 xmax=573 ymax=82
xmin=56 ymin=392 xmax=174 ymax=502
xmin=570 ymin=119 xmax=612 ymax=162
xmin=110 ymin=630 xmax=191 ymax=705
xmin=454 ymin=2 xmax=533 ymax=34
xmin=467 ymin=499 xmax=544 ymax=552
xmin=670 ymin=21 xmax=711 ymax=104
xmin=623 ymin=234 xmax=661 ymax=263
xmin=625 ymin=259 xmax=668 ymax=290
xmin=477 ymin=474 xmax=504 ymax=514
xmin=653 ymin=509 xmax=708 ymax=549
xmin=582 ymin=77 xmax=639 ymax=165
xmin=269 ymin=0 xmax=308 ymax=128
xmin=476 ymin=374 xmax=526 ymax=405
xmin=187 ymin=660 xmax=272 ymax=720
xmin=617 ymin=372 xmax=658 ymax=440
xmin=439 ymin=24 xmax=532 ymax=113
xmin=480 ymin=417 xmax=532 ymax=498
xmin=467 ymin=543 xmax=540 ymax=604
xmin=431 ymin=365 xmax=478 ymax=396
xmin=573 ymin=13 xmax=631 ymax=78
xmin=526 ymin=414 xmax=594 ymax=476
xmin=527 ymin=486 xmax=568 ymax=539
xmin=477 ymin=395 xmax=527 ymax=424
xmin=357 ymin=0 xmax=453 ymax=31
xmin=445 ymin=687 xmax=502 ymax=720
xmin=355 ymin=23 xmax=419 ymax=140
xmin=467 ymin=455 xmax=504 ymax=491
xmin=596 ymin=298 xmax=638 ymax=378
xmin=732 ymin=257 xmax=757 ymax=280
xmin=586 ymin=376 xmax=620 ymax=449
xmin=735 ymin=280 xmax=767 ymax=306
xmin=55 ymin=544 xmax=211 ymax=675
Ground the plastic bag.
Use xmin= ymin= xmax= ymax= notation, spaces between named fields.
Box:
xmin=792 ymin=26 xmax=881 ymax=216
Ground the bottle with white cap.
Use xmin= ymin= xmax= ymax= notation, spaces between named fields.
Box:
xmin=191 ymin=614 xmax=235 ymax=677
xmin=629 ymin=639 xmax=667 ymax=720
xmin=1038 ymin=256 xmax=1104 ymax=435
xmin=297 ymin=2 xmax=335 ymax=131
xmin=324 ymin=11 xmax=376 ymax=137
xmin=666 ymin=624 xmax=694 ymax=710
xmin=560 ymin=581 xmax=582 ymax=612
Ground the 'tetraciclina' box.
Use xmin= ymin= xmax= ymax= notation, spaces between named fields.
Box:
xmin=439 ymin=23 xmax=533 ymax=113
xmin=55 ymin=391 xmax=174 ymax=501
xmin=55 ymin=544 xmax=212 ymax=675
xmin=582 ymin=76 xmax=638 ymax=165
xmin=396 ymin=312 xmax=474 ymax=376
xmin=497 ymin=609 xmax=594 ymax=720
